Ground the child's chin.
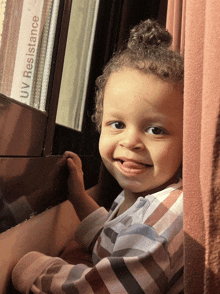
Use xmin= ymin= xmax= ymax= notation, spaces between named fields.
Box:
xmin=120 ymin=183 xmax=149 ymax=195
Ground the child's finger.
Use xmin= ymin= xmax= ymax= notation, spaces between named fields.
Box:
xmin=65 ymin=152 xmax=82 ymax=169
xmin=56 ymin=157 xmax=67 ymax=167
xmin=63 ymin=151 xmax=76 ymax=159
xmin=48 ymin=157 xmax=66 ymax=177
xmin=67 ymin=157 xmax=76 ymax=171
xmin=67 ymin=157 xmax=83 ymax=175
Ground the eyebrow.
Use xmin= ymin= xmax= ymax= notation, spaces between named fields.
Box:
xmin=103 ymin=111 xmax=171 ymax=124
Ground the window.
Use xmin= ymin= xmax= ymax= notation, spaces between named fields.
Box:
xmin=0 ymin=0 xmax=60 ymax=112
xmin=56 ymin=0 xmax=100 ymax=131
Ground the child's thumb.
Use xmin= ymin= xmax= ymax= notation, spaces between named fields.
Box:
xmin=67 ymin=158 xmax=83 ymax=177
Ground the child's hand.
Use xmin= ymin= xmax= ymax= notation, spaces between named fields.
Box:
xmin=63 ymin=151 xmax=87 ymax=205
xmin=63 ymin=151 xmax=100 ymax=220
xmin=49 ymin=156 xmax=69 ymax=193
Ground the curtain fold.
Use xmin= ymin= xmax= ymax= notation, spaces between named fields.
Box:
xmin=183 ymin=1 xmax=206 ymax=292
xmin=201 ymin=1 xmax=220 ymax=292
xmin=166 ymin=0 xmax=185 ymax=53
xmin=167 ymin=0 xmax=220 ymax=293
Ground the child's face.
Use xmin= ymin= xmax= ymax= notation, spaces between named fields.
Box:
xmin=99 ymin=68 xmax=183 ymax=197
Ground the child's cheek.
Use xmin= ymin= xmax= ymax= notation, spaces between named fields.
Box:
xmin=99 ymin=134 xmax=116 ymax=161
xmin=157 ymin=143 xmax=182 ymax=173
xmin=99 ymin=133 xmax=109 ymax=158
xmin=151 ymin=142 xmax=171 ymax=165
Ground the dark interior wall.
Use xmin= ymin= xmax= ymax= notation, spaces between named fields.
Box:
xmin=118 ymin=0 xmax=161 ymax=48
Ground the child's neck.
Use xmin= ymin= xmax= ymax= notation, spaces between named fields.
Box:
xmin=115 ymin=190 xmax=138 ymax=217
xmin=116 ymin=177 xmax=179 ymax=217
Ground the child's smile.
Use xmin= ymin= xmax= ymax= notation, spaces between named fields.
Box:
xmin=99 ymin=68 xmax=183 ymax=199
xmin=116 ymin=157 xmax=153 ymax=175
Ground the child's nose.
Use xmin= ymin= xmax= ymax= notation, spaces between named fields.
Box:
xmin=119 ymin=129 xmax=144 ymax=150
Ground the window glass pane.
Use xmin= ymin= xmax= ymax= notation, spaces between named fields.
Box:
xmin=56 ymin=0 xmax=100 ymax=131
xmin=0 ymin=0 xmax=60 ymax=111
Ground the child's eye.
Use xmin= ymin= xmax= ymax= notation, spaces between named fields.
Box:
xmin=110 ymin=121 xmax=125 ymax=129
xmin=147 ymin=126 xmax=167 ymax=135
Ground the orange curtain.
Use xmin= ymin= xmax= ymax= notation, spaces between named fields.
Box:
xmin=167 ymin=0 xmax=220 ymax=293
xmin=166 ymin=0 xmax=185 ymax=54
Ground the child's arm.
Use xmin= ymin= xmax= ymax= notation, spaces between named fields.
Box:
xmin=63 ymin=151 xmax=100 ymax=221
xmin=12 ymin=221 xmax=183 ymax=293
xmin=11 ymin=188 xmax=184 ymax=293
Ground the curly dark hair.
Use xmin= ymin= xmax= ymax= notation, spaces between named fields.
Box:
xmin=92 ymin=19 xmax=184 ymax=131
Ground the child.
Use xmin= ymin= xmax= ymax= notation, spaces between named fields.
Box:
xmin=12 ymin=20 xmax=184 ymax=294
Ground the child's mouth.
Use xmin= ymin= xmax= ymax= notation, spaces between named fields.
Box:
xmin=117 ymin=158 xmax=152 ymax=173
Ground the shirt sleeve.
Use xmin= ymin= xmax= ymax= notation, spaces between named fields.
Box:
xmin=74 ymin=207 xmax=108 ymax=250
xmin=12 ymin=222 xmax=183 ymax=294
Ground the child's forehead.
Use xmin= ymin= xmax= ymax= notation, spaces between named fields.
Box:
xmin=105 ymin=69 xmax=179 ymax=97
xmin=104 ymin=69 xmax=183 ymax=112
